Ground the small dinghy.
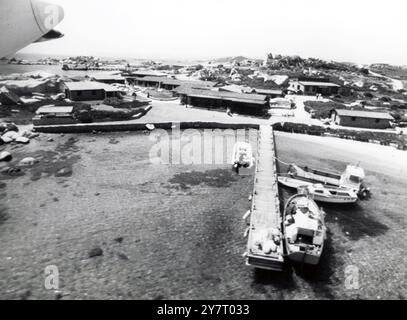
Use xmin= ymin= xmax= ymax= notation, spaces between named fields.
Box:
xmin=231 ymin=142 xmax=254 ymax=174
xmin=278 ymin=175 xmax=358 ymax=204
xmin=283 ymin=190 xmax=327 ymax=265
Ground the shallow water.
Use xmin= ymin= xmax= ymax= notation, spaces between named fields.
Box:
xmin=0 ymin=130 xmax=406 ymax=299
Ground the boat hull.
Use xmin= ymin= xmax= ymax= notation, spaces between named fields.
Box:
xmin=283 ymin=194 xmax=326 ymax=266
xmin=278 ymin=176 xmax=358 ymax=204
xmin=246 ymin=254 xmax=284 ymax=271
xmin=286 ymin=251 xmax=321 ymax=265
xmin=313 ymin=195 xmax=357 ymax=204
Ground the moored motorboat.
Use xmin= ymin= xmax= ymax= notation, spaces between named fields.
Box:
xmin=283 ymin=191 xmax=327 ymax=265
xmin=231 ymin=142 xmax=254 ymax=174
xmin=278 ymin=175 xmax=358 ymax=204
xmin=285 ymin=163 xmax=370 ymax=199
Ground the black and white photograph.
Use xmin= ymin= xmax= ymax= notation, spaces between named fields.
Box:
xmin=0 ymin=0 xmax=406 ymax=304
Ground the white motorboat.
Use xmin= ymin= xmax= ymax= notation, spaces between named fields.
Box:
xmin=231 ymin=142 xmax=254 ymax=173
xmin=278 ymin=175 xmax=359 ymax=204
xmin=283 ymin=192 xmax=327 ymax=265
xmin=285 ymin=163 xmax=370 ymax=199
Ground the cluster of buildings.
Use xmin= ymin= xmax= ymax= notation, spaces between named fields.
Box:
xmin=28 ymin=69 xmax=394 ymax=129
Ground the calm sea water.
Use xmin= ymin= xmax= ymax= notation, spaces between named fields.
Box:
xmin=0 ymin=62 xmax=106 ymax=77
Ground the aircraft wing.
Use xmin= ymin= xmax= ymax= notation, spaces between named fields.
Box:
xmin=0 ymin=0 xmax=64 ymax=58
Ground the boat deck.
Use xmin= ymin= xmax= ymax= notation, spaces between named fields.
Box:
xmin=246 ymin=125 xmax=284 ymax=271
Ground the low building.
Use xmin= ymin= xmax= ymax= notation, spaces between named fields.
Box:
xmin=218 ymin=84 xmax=252 ymax=94
xmin=331 ymin=109 xmax=394 ymax=129
xmin=215 ymin=85 xmax=283 ymax=99
xmin=175 ymin=87 xmax=270 ymax=116
xmin=125 ymin=70 xmax=168 ymax=78
xmin=288 ymin=79 xmax=340 ymax=96
xmin=33 ymin=106 xmax=76 ymax=126
xmin=126 ymin=76 xmax=216 ymax=91
xmin=252 ymin=88 xmax=284 ymax=99
xmin=63 ymin=81 xmax=122 ymax=101
xmin=91 ymin=74 xmax=126 ymax=84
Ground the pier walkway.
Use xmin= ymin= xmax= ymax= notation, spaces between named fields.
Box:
xmin=245 ymin=125 xmax=284 ymax=271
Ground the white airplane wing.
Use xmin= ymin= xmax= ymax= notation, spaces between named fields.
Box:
xmin=0 ymin=0 xmax=64 ymax=58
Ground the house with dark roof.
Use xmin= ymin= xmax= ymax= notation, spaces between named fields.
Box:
xmin=218 ymin=85 xmax=283 ymax=98
xmin=126 ymin=76 xmax=216 ymax=91
xmin=175 ymin=87 xmax=270 ymax=116
xmin=33 ymin=105 xmax=76 ymax=126
xmin=91 ymin=74 xmax=126 ymax=84
xmin=63 ymin=81 xmax=123 ymax=101
xmin=331 ymin=109 xmax=394 ymax=129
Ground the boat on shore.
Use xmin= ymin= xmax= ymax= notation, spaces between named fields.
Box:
xmin=231 ymin=142 xmax=254 ymax=174
xmin=283 ymin=191 xmax=327 ymax=265
xmin=278 ymin=175 xmax=359 ymax=204
xmin=284 ymin=163 xmax=370 ymax=199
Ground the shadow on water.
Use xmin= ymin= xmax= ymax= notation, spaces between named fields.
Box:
xmin=291 ymin=231 xmax=343 ymax=299
xmin=250 ymin=231 xmax=342 ymax=299
xmin=323 ymin=203 xmax=389 ymax=240
xmin=251 ymin=264 xmax=297 ymax=299
xmin=279 ymin=186 xmax=388 ymax=241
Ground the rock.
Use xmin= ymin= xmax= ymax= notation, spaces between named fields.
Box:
xmin=21 ymin=130 xmax=39 ymax=139
xmin=0 ymin=122 xmax=18 ymax=134
xmin=1 ymin=167 xmax=21 ymax=175
xmin=55 ymin=167 xmax=72 ymax=177
xmin=2 ymin=130 xmax=19 ymax=141
xmin=117 ymin=253 xmax=129 ymax=261
xmin=19 ymin=157 xmax=37 ymax=166
xmin=54 ymin=290 xmax=69 ymax=300
xmin=0 ymin=151 xmax=12 ymax=162
xmin=29 ymin=132 xmax=39 ymax=138
xmin=114 ymin=237 xmax=123 ymax=243
xmin=19 ymin=289 xmax=32 ymax=300
xmin=16 ymin=136 xmax=30 ymax=144
xmin=88 ymin=247 xmax=103 ymax=258
xmin=48 ymin=138 xmax=54 ymax=142
xmin=1 ymin=136 xmax=13 ymax=143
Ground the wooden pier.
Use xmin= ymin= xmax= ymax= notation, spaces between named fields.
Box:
xmin=245 ymin=125 xmax=284 ymax=271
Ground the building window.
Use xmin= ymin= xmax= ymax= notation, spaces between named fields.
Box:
xmin=91 ymin=90 xmax=96 ymax=95
xmin=77 ymin=91 xmax=82 ymax=96
xmin=351 ymin=117 xmax=356 ymax=121
xmin=375 ymin=119 xmax=380 ymax=123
